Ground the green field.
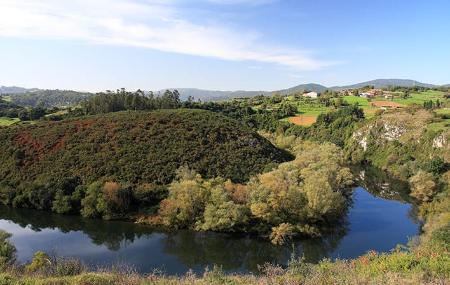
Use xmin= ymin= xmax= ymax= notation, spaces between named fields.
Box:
xmin=435 ymin=108 xmax=450 ymax=116
xmin=393 ymin=90 xmax=445 ymax=105
xmin=297 ymin=104 xmax=332 ymax=116
xmin=427 ymin=120 xmax=450 ymax=132
xmin=0 ymin=117 xmax=20 ymax=126
xmin=343 ymin=91 xmax=447 ymax=107
xmin=342 ymin=96 xmax=379 ymax=118
xmin=342 ymin=95 xmax=371 ymax=107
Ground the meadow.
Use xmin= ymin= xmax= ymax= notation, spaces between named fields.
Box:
xmin=278 ymin=90 xmax=449 ymax=125
xmin=393 ymin=90 xmax=445 ymax=105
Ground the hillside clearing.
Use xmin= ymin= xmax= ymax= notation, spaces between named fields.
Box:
xmin=288 ymin=115 xmax=317 ymax=126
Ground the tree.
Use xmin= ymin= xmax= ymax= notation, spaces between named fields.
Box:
xmin=18 ymin=110 xmax=30 ymax=121
xmin=30 ymin=107 xmax=46 ymax=120
xmin=81 ymin=181 xmax=105 ymax=218
xmin=158 ymin=173 xmax=210 ymax=228
xmin=199 ymin=185 xmax=249 ymax=232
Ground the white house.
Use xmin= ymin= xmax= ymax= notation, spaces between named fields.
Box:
xmin=303 ymin=91 xmax=318 ymax=98
xmin=360 ymin=92 xmax=375 ymax=98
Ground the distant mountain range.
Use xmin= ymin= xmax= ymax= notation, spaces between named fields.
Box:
xmin=1 ymin=79 xmax=448 ymax=103
xmin=0 ymin=86 xmax=40 ymax=94
xmin=330 ymin=79 xmax=437 ymax=90
xmin=162 ymin=79 xmax=446 ymax=100
xmin=271 ymin=83 xmax=328 ymax=95
xmin=156 ymin=88 xmax=267 ymax=101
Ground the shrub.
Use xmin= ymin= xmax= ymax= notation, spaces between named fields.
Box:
xmin=0 ymin=231 xmax=16 ymax=268
xmin=430 ymin=223 xmax=450 ymax=250
xmin=54 ymin=258 xmax=86 ymax=276
xmin=26 ymin=251 xmax=51 ymax=273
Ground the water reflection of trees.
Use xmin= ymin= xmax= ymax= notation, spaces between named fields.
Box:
xmin=0 ymin=206 xmax=348 ymax=272
xmin=0 ymin=206 xmax=153 ymax=250
xmin=352 ymin=166 xmax=411 ymax=203
xmin=351 ymin=165 xmax=420 ymax=223
xmin=161 ymin=221 xmax=348 ymax=272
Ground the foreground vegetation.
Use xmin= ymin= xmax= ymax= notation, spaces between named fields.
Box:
xmin=0 ymin=217 xmax=448 ymax=284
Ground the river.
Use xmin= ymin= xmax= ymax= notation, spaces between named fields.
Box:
xmin=0 ymin=168 xmax=420 ymax=275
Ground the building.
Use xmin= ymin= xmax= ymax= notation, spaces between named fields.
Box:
xmin=360 ymin=92 xmax=375 ymax=98
xmin=360 ymin=89 xmax=382 ymax=98
xmin=303 ymin=91 xmax=318 ymax=98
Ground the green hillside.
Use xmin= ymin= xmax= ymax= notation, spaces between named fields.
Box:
xmin=0 ymin=109 xmax=292 ymax=211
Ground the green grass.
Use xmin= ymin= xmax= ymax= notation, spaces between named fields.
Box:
xmin=342 ymin=96 xmax=378 ymax=118
xmin=343 ymin=91 xmax=447 ymax=107
xmin=435 ymin=108 xmax=450 ymax=116
xmin=393 ymin=90 xmax=446 ymax=105
xmin=427 ymin=119 xmax=450 ymax=132
xmin=343 ymin=96 xmax=371 ymax=107
xmin=0 ymin=117 xmax=20 ymax=126
xmin=297 ymin=105 xmax=332 ymax=116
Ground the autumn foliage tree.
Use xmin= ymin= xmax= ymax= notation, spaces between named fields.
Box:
xmin=155 ymin=140 xmax=354 ymax=244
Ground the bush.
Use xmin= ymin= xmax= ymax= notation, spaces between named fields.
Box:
xmin=26 ymin=251 xmax=51 ymax=273
xmin=425 ymin=157 xmax=449 ymax=175
xmin=0 ymin=231 xmax=16 ymax=268
xmin=430 ymin=223 xmax=450 ymax=250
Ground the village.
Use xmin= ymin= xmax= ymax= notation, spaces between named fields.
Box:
xmin=277 ymin=87 xmax=449 ymax=126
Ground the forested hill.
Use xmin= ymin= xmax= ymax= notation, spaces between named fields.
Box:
xmin=8 ymin=90 xmax=93 ymax=108
xmin=0 ymin=109 xmax=292 ymax=199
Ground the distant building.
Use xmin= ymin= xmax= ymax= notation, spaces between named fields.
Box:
xmin=360 ymin=89 xmax=382 ymax=98
xmin=359 ymin=92 xmax=374 ymax=98
xmin=303 ymin=91 xmax=318 ymax=98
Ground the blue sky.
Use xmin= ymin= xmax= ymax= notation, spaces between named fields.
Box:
xmin=0 ymin=0 xmax=449 ymax=92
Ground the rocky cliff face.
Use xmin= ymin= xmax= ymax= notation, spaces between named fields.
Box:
xmin=346 ymin=109 xmax=449 ymax=176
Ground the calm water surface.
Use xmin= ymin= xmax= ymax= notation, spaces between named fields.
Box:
xmin=0 ymin=168 xmax=420 ymax=275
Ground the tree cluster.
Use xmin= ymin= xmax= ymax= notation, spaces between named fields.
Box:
xmin=154 ymin=141 xmax=353 ymax=244
xmin=81 ymin=89 xmax=181 ymax=115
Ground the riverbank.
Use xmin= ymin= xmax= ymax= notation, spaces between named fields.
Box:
xmin=0 ymin=181 xmax=448 ymax=284
xmin=0 ymin=241 xmax=448 ymax=285
xmin=0 ymin=185 xmax=419 ymax=274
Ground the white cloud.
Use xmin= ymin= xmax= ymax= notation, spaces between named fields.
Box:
xmin=0 ymin=0 xmax=334 ymax=70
